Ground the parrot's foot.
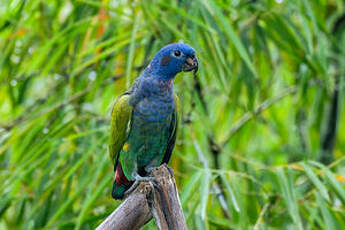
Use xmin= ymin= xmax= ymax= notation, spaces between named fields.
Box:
xmin=132 ymin=172 xmax=159 ymax=190
xmin=146 ymin=164 xmax=174 ymax=176
xmin=133 ymin=172 xmax=156 ymax=183
xmin=124 ymin=173 xmax=157 ymax=198
xmin=144 ymin=166 xmax=158 ymax=173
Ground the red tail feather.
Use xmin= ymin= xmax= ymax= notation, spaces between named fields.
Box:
xmin=114 ymin=164 xmax=131 ymax=185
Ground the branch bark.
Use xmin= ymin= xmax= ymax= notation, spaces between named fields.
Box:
xmin=96 ymin=164 xmax=187 ymax=230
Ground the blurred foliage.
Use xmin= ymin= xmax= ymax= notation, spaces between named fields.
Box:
xmin=1 ymin=0 xmax=345 ymax=229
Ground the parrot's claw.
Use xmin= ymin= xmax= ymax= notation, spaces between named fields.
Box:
xmin=145 ymin=166 xmax=158 ymax=173
xmin=124 ymin=180 xmax=140 ymax=198
xmin=132 ymin=172 xmax=158 ymax=188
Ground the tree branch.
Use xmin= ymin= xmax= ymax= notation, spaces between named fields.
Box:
xmin=96 ymin=186 xmax=152 ymax=230
xmin=96 ymin=164 xmax=187 ymax=230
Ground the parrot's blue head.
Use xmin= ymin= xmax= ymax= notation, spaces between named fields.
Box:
xmin=146 ymin=43 xmax=198 ymax=80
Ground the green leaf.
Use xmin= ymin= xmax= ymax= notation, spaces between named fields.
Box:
xmin=316 ymin=192 xmax=338 ymax=230
xmin=219 ymin=173 xmax=240 ymax=212
xmin=324 ymin=169 xmax=345 ymax=205
xmin=199 ymin=169 xmax=211 ymax=220
xmin=276 ymin=168 xmax=304 ymax=230
xmin=200 ymin=0 xmax=257 ymax=77
xmin=181 ymin=171 xmax=202 ymax=205
xmin=301 ymin=162 xmax=330 ymax=202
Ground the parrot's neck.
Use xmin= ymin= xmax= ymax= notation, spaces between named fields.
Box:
xmin=143 ymin=64 xmax=177 ymax=80
xmin=129 ymin=74 xmax=174 ymax=106
xmin=142 ymin=75 xmax=174 ymax=95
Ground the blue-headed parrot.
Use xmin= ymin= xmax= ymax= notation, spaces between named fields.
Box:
xmin=109 ymin=43 xmax=198 ymax=199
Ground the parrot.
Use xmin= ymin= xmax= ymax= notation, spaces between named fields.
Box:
xmin=109 ymin=43 xmax=198 ymax=199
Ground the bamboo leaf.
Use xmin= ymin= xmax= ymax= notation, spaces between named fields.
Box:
xmin=301 ymin=162 xmax=330 ymax=202
xmin=276 ymin=168 xmax=304 ymax=230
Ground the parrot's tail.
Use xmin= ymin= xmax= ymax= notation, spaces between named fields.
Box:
xmin=112 ymin=164 xmax=133 ymax=199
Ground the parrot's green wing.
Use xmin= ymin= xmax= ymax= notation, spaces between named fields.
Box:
xmin=162 ymin=93 xmax=180 ymax=163
xmin=108 ymin=92 xmax=133 ymax=164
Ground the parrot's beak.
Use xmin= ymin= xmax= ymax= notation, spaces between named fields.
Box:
xmin=182 ymin=55 xmax=198 ymax=73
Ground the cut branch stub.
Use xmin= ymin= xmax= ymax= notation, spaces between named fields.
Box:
xmin=149 ymin=164 xmax=187 ymax=230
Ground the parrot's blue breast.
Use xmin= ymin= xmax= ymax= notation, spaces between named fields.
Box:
xmin=119 ymin=75 xmax=175 ymax=178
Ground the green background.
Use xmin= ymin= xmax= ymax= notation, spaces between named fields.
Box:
xmin=1 ymin=0 xmax=345 ymax=229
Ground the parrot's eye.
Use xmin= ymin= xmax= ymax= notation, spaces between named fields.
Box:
xmin=173 ymin=50 xmax=181 ymax=57
xmin=190 ymin=54 xmax=195 ymax=59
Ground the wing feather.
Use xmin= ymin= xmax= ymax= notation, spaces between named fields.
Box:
xmin=108 ymin=92 xmax=133 ymax=165
xmin=162 ymin=93 xmax=180 ymax=163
